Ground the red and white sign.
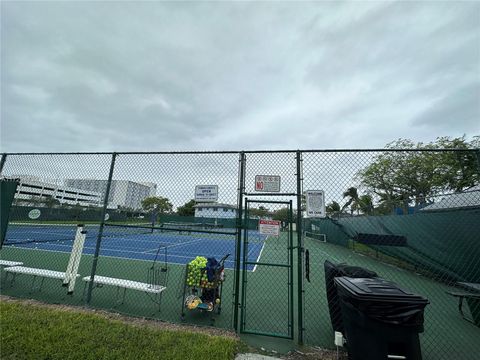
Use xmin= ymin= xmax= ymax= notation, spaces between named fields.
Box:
xmin=255 ymin=175 xmax=281 ymax=192
xmin=259 ymin=219 xmax=281 ymax=236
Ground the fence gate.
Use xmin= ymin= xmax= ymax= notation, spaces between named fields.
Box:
xmin=240 ymin=198 xmax=294 ymax=339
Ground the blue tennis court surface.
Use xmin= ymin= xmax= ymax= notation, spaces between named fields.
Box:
xmin=5 ymin=224 xmax=266 ymax=271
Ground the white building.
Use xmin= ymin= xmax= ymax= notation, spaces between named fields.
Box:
xmin=194 ymin=203 xmax=237 ymax=219
xmin=64 ymin=179 xmax=157 ymax=210
xmin=11 ymin=178 xmax=102 ymax=207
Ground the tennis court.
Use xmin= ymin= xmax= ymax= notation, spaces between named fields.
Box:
xmin=3 ymin=223 xmax=266 ymax=271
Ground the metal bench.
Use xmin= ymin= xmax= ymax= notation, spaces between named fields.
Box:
xmin=4 ymin=266 xmax=80 ymax=292
xmin=446 ymin=284 xmax=480 ymax=326
xmin=82 ymin=275 xmax=167 ymax=311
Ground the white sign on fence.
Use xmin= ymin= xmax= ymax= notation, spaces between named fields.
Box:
xmin=255 ymin=175 xmax=281 ymax=192
xmin=305 ymin=190 xmax=326 ymax=218
xmin=195 ymin=185 xmax=218 ymax=202
xmin=259 ymin=219 xmax=281 ymax=236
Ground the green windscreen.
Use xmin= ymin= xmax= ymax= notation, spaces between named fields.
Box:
xmin=306 ymin=208 xmax=480 ymax=283
xmin=0 ymin=178 xmax=19 ymax=248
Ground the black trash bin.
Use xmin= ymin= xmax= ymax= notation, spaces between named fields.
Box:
xmin=335 ymin=276 xmax=429 ymax=360
xmin=324 ymin=260 xmax=378 ymax=333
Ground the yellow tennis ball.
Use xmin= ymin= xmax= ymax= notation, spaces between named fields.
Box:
xmin=215 ymin=298 xmax=220 ymax=304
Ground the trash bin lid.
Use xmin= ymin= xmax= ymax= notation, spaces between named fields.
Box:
xmin=335 ymin=277 xmax=429 ymax=304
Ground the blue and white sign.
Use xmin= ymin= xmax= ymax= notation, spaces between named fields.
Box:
xmin=195 ymin=185 xmax=218 ymax=202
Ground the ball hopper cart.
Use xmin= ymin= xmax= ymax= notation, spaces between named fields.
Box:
xmin=180 ymin=254 xmax=230 ymax=324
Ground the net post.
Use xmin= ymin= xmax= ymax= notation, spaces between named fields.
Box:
xmin=86 ymin=152 xmax=117 ymax=305
xmin=233 ymin=151 xmax=245 ymax=331
xmin=296 ymin=150 xmax=304 ymax=344
xmin=0 ymin=154 xmax=7 ymax=175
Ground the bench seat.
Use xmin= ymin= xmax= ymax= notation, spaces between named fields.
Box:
xmin=5 ymin=266 xmax=79 ymax=280
xmin=82 ymin=276 xmax=166 ymax=294
xmin=4 ymin=266 xmax=80 ymax=292
xmin=0 ymin=260 xmax=23 ymax=267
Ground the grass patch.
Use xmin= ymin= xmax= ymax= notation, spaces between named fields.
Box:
xmin=0 ymin=301 xmax=240 ymax=360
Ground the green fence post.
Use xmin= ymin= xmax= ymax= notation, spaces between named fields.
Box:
xmin=289 ymin=199 xmax=294 ymax=339
xmin=296 ymin=150 xmax=304 ymax=344
xmin=86 ymin=152 xmax=117 ymax=305
xmin=0 ymin=154 xmax=7 ymax=175
xmin=233 ymin=152 xmax=245 ymax=331
xmin=476 ymin=149 xmax=480 ymax=175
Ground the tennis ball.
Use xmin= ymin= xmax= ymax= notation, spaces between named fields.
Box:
xmin=216 ymin=299 xmax=220 ymax=304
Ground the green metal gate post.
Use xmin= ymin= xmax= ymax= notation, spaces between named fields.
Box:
xmin=289 ymin=199 xmax=294 ymax=339
xmin=240 ymin=197 xmax=249 ymax=333
xmin=296 ymin=150 xmax=304 ymax=344
xmin=233 ymin=152 xmax=246 ymax=331
xmin=86 ymin=152 xmax=117 ymax=304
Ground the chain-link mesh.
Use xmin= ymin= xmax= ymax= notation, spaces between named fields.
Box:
xmin=0 ymin=150 xmax=478 ymax=360
xmin=302 ymin=150 xmax=480 ymax=360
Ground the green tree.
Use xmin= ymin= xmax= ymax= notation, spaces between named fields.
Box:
xmin=342 ymin=187 xmax=360 ymax=214
xmin=44 ymin=196 xmax=61 ymax=208
xmin=357 ymin=137 xmax=480 ymax=211
xmin=141 ymin=196 xmax=173 ymax=214
xmin=249 ymin=206 xmax=269 ymax=218
xmin=326 ymin=201 xmax=341 ymax=216
xmin=272 ymin=207 xmax=293 ymax=222
xmin=358 ymin=194 xmax=374 ymax=215
xmin=177 ymin=200 xmax=196 ymax=217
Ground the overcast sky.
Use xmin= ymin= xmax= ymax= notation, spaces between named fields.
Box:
xmin=1 ymin=1 xmax=479 ymax=153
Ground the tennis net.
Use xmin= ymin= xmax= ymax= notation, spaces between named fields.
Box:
xmin=4 ymin=222 xmax=154 ymax=245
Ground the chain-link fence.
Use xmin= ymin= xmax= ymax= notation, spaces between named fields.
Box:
xmin=1 ymin=150 xmax=479 ymax=360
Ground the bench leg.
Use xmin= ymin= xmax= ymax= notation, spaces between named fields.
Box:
xmin=122 ymin=287 xmax=127 ymax=304
xmin=158 ymin=292 xmax=163 ymax=312
xmin=3 ymin=270 xmax=9 ymax=284
xmin=10 ymin=273 xmax=17 ymax=286
xmin=458 ymin=296 xmax=467 ymax=320
xmin=114 ymin=286 xmax=120 ymax=306
xmin=29 ymin=275 xmax=37 ymax=293
xmin=81 ymin=281 xmax=88 ymax=302
xmin=39 ymin=277 xmax=45 ymax=292
xmin=458 ymin=296 xmax=480 ymax=325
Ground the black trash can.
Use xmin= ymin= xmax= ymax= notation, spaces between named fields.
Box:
xmin=324 ymin=260 xmax=378 ymax=333
xmin=335 ymin=276 xmax=429 ymax=360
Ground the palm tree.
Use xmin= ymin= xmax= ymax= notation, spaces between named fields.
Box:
xmin=342 ymin=187 xmax=360 ymax=214
xmin=358 ymin=195 xmax=373 ymax=215
xmin=326 ymin=201 xmax=341 ymax=217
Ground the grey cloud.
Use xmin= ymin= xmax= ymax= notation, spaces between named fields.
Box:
xmin=1 ymin=2 xmax=479 ymax=152
xmin=412 ymin=82 xmax=480 ymax=132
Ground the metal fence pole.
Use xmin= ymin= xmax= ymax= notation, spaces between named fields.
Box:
xmin=296 ymin=150 xmax=304 ymax=344
xmin=233 ymin=151 xmax=246 ymax=331
xmin=0 ymin=154 xmax=7 ymax=175
xmin=86 ymin=152 xmax=117 ymax=304
xmin=476 ymin=149 xmax=480 ymax=175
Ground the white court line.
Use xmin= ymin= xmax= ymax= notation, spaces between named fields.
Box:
xmin=139 ymin=237 xmax=208 ymax=254
xmin=13 ymin=237 xmax=228 ymax=260
xmin=4 ymin=245 xmax=251 ymax=271
xmin=252 ymin=237 xmax=268 ymax=272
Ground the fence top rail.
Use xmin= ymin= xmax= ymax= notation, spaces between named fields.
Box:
xmin=1 ymin=148 xmax=479 ymax=156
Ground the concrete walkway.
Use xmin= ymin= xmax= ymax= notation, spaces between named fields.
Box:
xmin=235 ymin=354 xmax=279 ymax=360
